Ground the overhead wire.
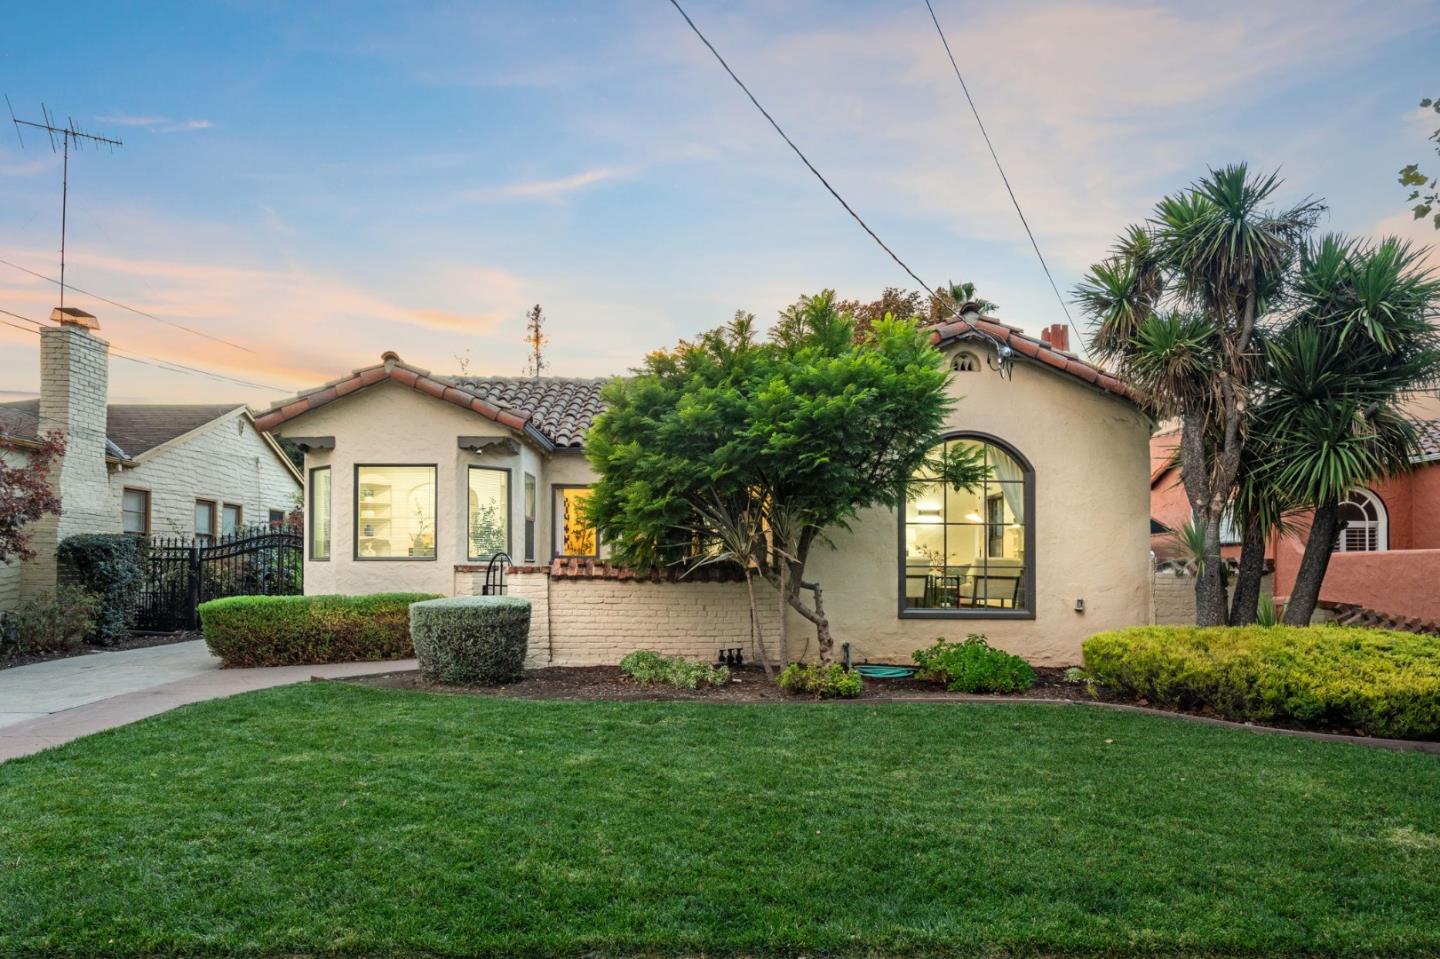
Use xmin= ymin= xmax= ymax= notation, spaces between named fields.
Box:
xmin=921 ymin=0 xmax=1087 ymax=355
xmin=664 ymin=0 xmax=1007 ymax=354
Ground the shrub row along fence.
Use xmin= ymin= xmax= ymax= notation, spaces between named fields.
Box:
xmin=133 ymin=524 xmax=303 ymax=632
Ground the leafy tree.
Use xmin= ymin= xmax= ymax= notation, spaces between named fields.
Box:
xmin=0 ymin=432 xmax=64 ymax=563
xmin=837 ymin=281 xmax=995 ymax=338
xmin=1398 ymin=96 xmax=1440 ymax=230
xmin=1075 ymin=165 xmax=1321 ymax=625
xmin=585 ymin=293 xmax=985 ymax=665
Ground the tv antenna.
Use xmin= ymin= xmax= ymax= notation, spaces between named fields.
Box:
xmin=5 ymin=97 xmax=123 ymax=310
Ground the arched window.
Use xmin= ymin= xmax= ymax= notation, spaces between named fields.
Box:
xmin=899 ymin=433 xmax=1034 ymax=619
xmin=1335 ymin=488 xmax=1387 ymax=552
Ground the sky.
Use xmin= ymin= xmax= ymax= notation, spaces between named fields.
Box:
xmin=1 ymin=0 xmax=1437 ymax=406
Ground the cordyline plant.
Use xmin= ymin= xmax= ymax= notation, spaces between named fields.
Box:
xmin=584 ymin=292 xmax=985 ymax=666
xmin=0 ymin=431 xmax=64 ymax=563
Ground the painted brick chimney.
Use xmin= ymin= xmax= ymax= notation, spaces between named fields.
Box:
xmin=20 ymin=307 xmax=119 ymax=598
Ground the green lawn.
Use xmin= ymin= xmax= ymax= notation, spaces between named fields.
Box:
xmin=3 ymin=684 xmax=1439 ymax=958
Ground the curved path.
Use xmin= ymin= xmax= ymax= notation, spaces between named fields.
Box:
xmin=0 ymin=641 xmax=414 ymax=763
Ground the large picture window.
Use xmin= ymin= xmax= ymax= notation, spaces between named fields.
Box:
xmin=467 ymin=466 xmax=510 ymax=560
xmin=554 ymin=485 xmax=598 ymax=558
xmin=309 ymin=467 xmax=331 ymax=561
xmin=900 ymin=434 xmax=1033 ymax=618
xmin=356 ymin=465 xmax=437 ymax=560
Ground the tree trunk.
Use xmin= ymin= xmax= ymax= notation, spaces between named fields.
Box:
xmin=806 ymin=581 xmax=834 ymax=664
xmin=1282 ymin=500 xmax=1340 ymax=626
xmin=744 ymin=570 xmax=773 ymax=678
xmin=1194 ymin=513 xmax=1228 ymax=626
xmin=1228 ymin=518 xmax=1267 ymax=625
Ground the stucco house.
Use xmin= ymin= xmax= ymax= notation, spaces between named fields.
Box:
xmin=0 ymin=308 xmax=303 ymax=613
xmin=255 ymin=313 xmax=1152 ymax=667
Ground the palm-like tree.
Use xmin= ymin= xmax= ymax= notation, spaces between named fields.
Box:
xmin=1256 ymin=236 xmax=1440 ymax=624
xmin=1076 ymin=165 xmax=1321 ymax=625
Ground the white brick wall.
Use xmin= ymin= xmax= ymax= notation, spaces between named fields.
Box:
xmin=114 ymin=413 xmax=299 ymax=539
xmin=471 ymin=569 xmax=782 ymax=667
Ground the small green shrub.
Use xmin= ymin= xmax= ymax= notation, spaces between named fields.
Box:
xmin=199 ymin=593 xmax=439 ymax=667
xmin=912 ymin=635 xmax=1035 ymax=693
xmin=777 ymin=662 xmax=862 ymax=699
xmin=620 ymin=650 xmax=730 ymax=689
xmin=410 ymin=596 xmax=531 ymax=686
xmin=57 ymin=534 xmax=145 ymax=644
xmin=1083 ymin=625 xmax=1440 ymax=739
xmin=8 ymin=586 xmax=103 ymax=655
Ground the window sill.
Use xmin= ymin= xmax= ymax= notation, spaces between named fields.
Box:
xmin=899 ymin=608 xmax=1036 ymax=621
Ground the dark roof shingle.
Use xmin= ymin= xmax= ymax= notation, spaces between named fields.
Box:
xmin=450 ymin=376 xmax=606 ymax=449
xmin=0 ymin=400 xmax=242 ymax=460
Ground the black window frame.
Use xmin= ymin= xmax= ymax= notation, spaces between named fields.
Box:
xmin=353 ymin=463 xmax=439 ymax=563
xmin=466 ymin=465 xmax=513 ymax=561
xmin=309 ymin=466 xmax=332 ymax=561
xmin=897 ymin=431 xmax=1036 ymax=621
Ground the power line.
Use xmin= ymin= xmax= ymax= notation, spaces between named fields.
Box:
xmin=664 ymin=0 xmax=1005 ymax=354
xmin=921 ymin=0 xmax=1087 ymax=355
xmin=0 ymin=255 xmax=257 ymax=354
xmin=0 ymin=307 xmax=292 ymax=392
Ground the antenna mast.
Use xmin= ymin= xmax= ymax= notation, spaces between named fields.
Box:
xmin=6 ymin=97 xmax=123 ymax=310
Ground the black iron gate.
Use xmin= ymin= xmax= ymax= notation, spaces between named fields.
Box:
xmin=135 ymin=524 xmax=303 ymax=631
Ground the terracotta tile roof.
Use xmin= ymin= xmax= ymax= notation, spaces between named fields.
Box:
xmin=451 ymin=376 xmax=606 ymax=449
xmin=1323 ymin=602 xmax=1440 ymax=636
xmin=1416 ymin=418 xmax=1440 ymax=462
xmin=254 ymin=353 xmax=605 ymax=450
xmin=928 ymin=316 xmax=1145 ymax=406
xmin=0 ymin=399 xmax=238 ymax=461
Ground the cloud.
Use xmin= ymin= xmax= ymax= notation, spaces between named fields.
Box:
xmin=460 ymin=166 xmax=634 ymax=203
xmin=95 ymin=113 xmax=213 ymax=133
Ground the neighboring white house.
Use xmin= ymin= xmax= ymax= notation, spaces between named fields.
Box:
xmin=0 ymin=308 xmax=303 ymax=613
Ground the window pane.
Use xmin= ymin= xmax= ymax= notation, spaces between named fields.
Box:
xmin=524 ymin=473 xmax=537 ymax=562
xmin=468 ymin=468 xmax=509 ymax=559
xmin=310 ymin=468 xmax=332 ymax=560
xmin=194 ymin=501 xmax=215 ymax=543
xmin=555 ymin=487 xmax=598 ymax=557
xmin=269 ymin=509 xmax=286 ymax=526
xmin=902 ymin=436 xmax=1030 ymax=614
xmin=222 ymin=504 xmax=242 ymax=535
xmin=122 ymin=489 xmax=147 ymax=535
xmin=357 ymin=466 xmax=436 ymax=559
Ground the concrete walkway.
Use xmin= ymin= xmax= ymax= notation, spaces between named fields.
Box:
xmin=0 ymin=641 xmax=414 ymax=763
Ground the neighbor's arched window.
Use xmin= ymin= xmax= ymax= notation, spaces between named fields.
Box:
xmin=900 ymin=433 xmax=1034 ymax=619
xmin=1336 ymin=488 xmax=1388 ymax=552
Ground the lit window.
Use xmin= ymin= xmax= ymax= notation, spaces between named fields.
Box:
xmin=222 ymin=503 xmax=242 ymax=536
xmin=467 ymin=467 xmax=510 ymax=560
xmin=122 ymin=488 xmax=149 ymax=537
xmin=309 ymin=467 xmax=331 ymax=560
xmin=901 ymin=436 xmax=1032 ymax=617
xmin=554 ymin=486 xmax=598 ymax=557
xmin=356 ymin=465 xmax=436 ymax=560
xmin=194 ymin=500 xmax=217 ymax=545
xmin=1336 ymin=489 xmax=1387 ymax=552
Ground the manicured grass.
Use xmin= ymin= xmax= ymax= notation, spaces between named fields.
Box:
xmin=3 ymin=685 xmax=1440 ymax=958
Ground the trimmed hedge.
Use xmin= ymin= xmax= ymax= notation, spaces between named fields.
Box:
xmin=1083 ymin=625 xmax=1440 ymax=739
xmin=199 ymin=593 xmax=439 ymax=667
xmin=410 ymin=596 xmax=531 ymax=686
xmin=57 ymin=534 xmax=145 ymax=644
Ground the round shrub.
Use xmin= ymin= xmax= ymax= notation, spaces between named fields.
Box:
xmin=410 ymin=596 xmax=531 ymax=686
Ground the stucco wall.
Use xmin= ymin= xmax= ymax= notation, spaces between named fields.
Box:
xmin=114 ymin=412 xmax=300 ymax=538
xmin=1273 ymin=535 xmax=1440 ymax=621
xmin=792 ymin=344 xmax=1153 ymax=666
xmin=484 ymin=568 xmax=781 ymax=667
xmin=279 ymin=381 xmax=524 ymax=598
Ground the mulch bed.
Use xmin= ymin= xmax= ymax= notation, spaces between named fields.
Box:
xmin=0 ymin=631 xmax=200 ymax=672
xmin=351 ymin=664 xmax=1093 ymax=703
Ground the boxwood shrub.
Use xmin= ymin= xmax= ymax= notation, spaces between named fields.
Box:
xmin=410 ymin=596 xmax=531 ymax=686
xmin=57 ymin=534 xmax=145 ymax=644
xmin=199 ymin=593 xmax=439 ymax=667
xmin=777 ymin=662 xmax=862 ymax=699
xmin=1083 ymin=625 xmax=1440 ymax=739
